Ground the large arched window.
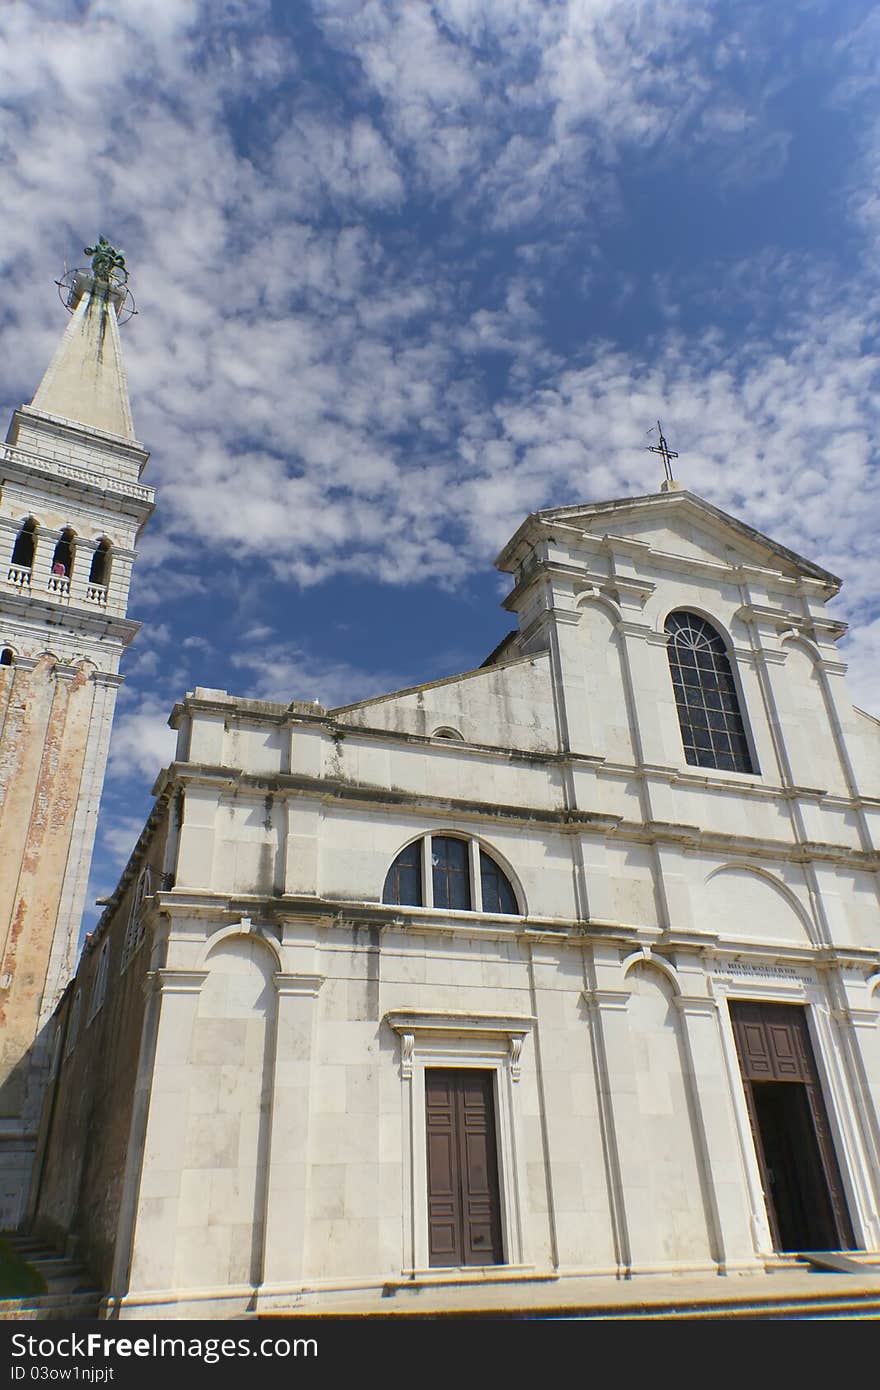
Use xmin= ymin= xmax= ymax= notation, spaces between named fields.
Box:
xmin=383 ymin=834 xmax=520 ymax=915
xmin=665 ymin=611 xmax=756 ymax=774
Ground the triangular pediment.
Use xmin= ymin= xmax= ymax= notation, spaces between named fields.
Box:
xmin=496 ymin=489 xmax=839 ymax=592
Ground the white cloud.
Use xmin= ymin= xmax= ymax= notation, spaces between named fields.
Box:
xmin=230 ymin=640 xmax=412 ymax=709
xmin=1 ymin=1 xmax=878 ymax=716
xmin=107 ymin=697 xmax=177 ymax=782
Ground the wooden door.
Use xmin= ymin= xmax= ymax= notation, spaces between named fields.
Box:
xmin=730 ymin=1002 xmax=853 ymax=1251
xmin=425 ymin=1069 xmax=503 ymax=1267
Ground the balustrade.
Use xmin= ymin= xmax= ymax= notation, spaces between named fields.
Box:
xmin=7 ymin=565 xmax=31 ymax=588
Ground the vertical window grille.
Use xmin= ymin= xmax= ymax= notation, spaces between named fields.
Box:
xmin=88 ymin=939 xmax=111 ymax=1021
xmin=480 ymin=850 xmax=518 ymax=914
xmin=382 ymin=838 xmax=423 ymax=906
xmin=66 ymin=992 xmax=81 ymax=1055
xmin=121 ymin=865 xmax=153 ymax=970
xmin=665 ymin=611 xmax=756 ymax=774
xmin=431 ymin=836 xmax=471 ymax=910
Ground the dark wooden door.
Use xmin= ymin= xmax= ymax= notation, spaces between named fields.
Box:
xmin=425 ymin=1069 xmax=503 ymax=1267
xmin=730 ymin=1002 xmax=853 ymax=1251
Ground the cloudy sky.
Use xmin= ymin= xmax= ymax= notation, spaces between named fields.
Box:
xmin=2 ymin=0 xmax=879 ymax=931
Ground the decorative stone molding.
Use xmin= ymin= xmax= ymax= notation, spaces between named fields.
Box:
xmin=387 ymin=1010 xmax=533 ymax=1270
xmin=674 ymin=995 xmax=720 ymax=1017
xmin=273 ymin=973 xmax=324 ymax=998
xmin=582 ymin=987 xmax=631 ymax=1012
xmin=831 ymin=1007 xmax=880 ymax=1030
xmin=149 ymin=968 xmax=208 ymax=996
xmin=386 ymin=1009 xmax=535 ymax=1049
xmin=197 ymin=917 xmax=283 ymax=968
xmin=616 ymin=619 xmax=654 ymax=640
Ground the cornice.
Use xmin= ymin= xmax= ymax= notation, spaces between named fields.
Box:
xmin=385 ymin=1009 xmax=535 ymax=1037
xmin=275 ymin=973 xmax=324 ymax=998
xmin=0 ymin=438 xmax=154 ymax=513
xmin=147 ymin=968 xmax=209 ymax=995
xmin=168 ymin=762 xmax=625 ymax=831
xmin=0 ymin=587 xmax=139 ymax=643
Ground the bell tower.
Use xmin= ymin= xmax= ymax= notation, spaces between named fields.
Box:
xmin=0 ymin=240 xmax=154 ymax=1225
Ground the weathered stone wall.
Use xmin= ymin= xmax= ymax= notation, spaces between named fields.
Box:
xmin=29 ymin=821 xmax=168 ymax=1285
xmin=0 ymin=654 xmax=104 ymax=1198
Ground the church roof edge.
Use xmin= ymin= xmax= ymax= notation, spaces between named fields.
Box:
xmin=495 ymin=488 xmax=841 ymax=592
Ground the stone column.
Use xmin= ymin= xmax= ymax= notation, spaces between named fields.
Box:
xmin=674 ymin=995 xmax=758 ymax=1270
xmin=31 ymin=526 xmax=55 ymax=597
xmin=0 ymin=518 xmax=17 ymax=578
xmin=259 ymin=972 xmax=324 ymax=1290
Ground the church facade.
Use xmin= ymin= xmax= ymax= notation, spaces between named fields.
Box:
xmin=27 ymin=476 xmax=880 ymax=1317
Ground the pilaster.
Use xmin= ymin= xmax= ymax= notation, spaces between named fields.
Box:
xmin=124 ymin=968 xmax=209 ymax=1296
xmin=259 ymin=972 xmax=324 ymax=1288
xmin=673 ymin=993 xmax=758 ymax=1268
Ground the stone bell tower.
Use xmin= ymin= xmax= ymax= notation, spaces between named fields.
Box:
xmin=0 ymin=240 xmax=154 ymax=1225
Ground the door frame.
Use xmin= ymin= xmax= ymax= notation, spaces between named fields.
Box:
xmin=386 ymin=1010 xmax=533 ymax=1276
xmin=729 ymin=1002 xmax=853 ymax=1251
xmin=713 ymin=974 xmax=870 ymax=1254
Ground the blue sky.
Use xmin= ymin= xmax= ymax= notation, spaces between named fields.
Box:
xmin=2 ymin=0 xmax=879 ymax=933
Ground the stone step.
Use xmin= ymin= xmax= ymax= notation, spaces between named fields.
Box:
xmin=579 ymin=1298 xmax=880 ymax=1319
xmin=1 ymin=1230 xmax=102 ymax=1308
xmin=0 ymin=1292 xmax=102 ymax=1322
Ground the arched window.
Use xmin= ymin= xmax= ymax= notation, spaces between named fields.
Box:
xmin=88 ymin=539 xmax=112 ymax=588
xmin=665 ymin=611 xmax=756 ymax=774
xmin=0 ymin=648 xmax=13 ymax=667
xmin=50 ymin=528 xmax=76 ymax=578
xmin=10 ymin=517 xmax=37 ymax=571
xmin=383 ymin=834 xmax=519 ymax=915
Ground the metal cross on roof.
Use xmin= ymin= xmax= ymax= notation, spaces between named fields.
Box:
xmin=646 ymin=420 xmax=679 ymax=484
